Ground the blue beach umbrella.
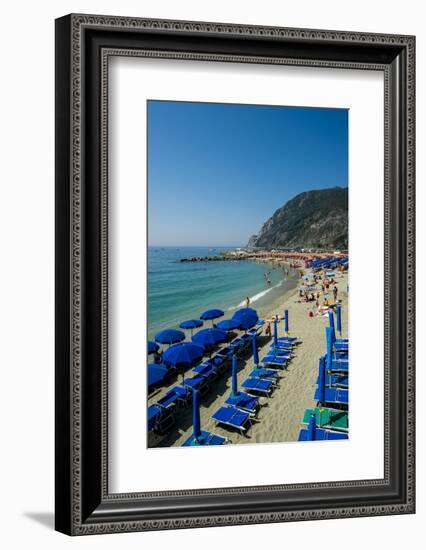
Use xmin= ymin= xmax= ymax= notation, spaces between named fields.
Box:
xmin=318 ymin=355 xmax=326 ymax=404
xmin=232 ymin=308 xmax=258 ymax=331
xmin=148 ymin=341 xmax=159 ymax=355
xmin=200 ymin=309 xmax=224 ymax=327
xmin=216 ymin=319 xmax=241 ymax=332
xmin=326 ymin=327 xmax=333 ymax=370
xmin=147 ymin=363 xmax=169 ymax=391
xmin=273 ymin=318 xmax=278 ymax=348
xmin=233 ymin=307 xmax=258 ymax=319
xmin=284 ymin=309 xmax=289 ymax=334
xmin=192 ymin=328 xmax=227 ymax=348
xmin=307 ymin=413 xmax=317 ymax=441
xmin=231 ymin=354 xmax=238 ymax=396
xmin=163 ymin=342 xmax=204 ymax=381
xmin=329 ymin=311 xmax=335 ymax=331
xmin=179 ymin=319 xmax=203 ymax=337
xmin=182 ymin=388 xmax=227 ymax=447
xmin=336 ymin=304 xmax=342 ymax=335
xmin=154 ymin=328 xmax=185 ymax=346
xmin=252 ymin=335 xmax=259 ymax=367
xmin=192 ymin=388 xmax=202 ymax=442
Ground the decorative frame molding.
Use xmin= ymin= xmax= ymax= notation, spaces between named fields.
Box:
xmin=55 ymin=14 xmax=415 ymax=535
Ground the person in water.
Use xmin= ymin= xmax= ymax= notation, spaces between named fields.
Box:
xmin=245 ymin=296 xmax=250 ymax=308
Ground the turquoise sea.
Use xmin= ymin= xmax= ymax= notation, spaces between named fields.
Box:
xmin=148 ymin=246 xmax=299 ymax=339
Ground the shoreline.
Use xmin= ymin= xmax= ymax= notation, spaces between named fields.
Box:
xmin=148 ymin=265 xmax=349 ymax=448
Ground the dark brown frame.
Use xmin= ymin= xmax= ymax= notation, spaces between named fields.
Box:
xmin=55 ymin=14 xmax=415 ymax=535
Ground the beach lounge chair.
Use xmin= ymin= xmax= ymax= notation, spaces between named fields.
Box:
xmin=261 ymin=354 xmax=289 ymax=369
xmin=268 ymin=347 xmax=292 ymax=358
xmin=211 ymin=406 xmax=252 ymax=436
xmin=335 ymin=342 xmax=349 ymax=351
xmin=301 ymin=407 xmax=349 ymax=432
xmin=298 ymin=411 xmax=348 ymax=441
xmin=157 ymin=386 xmax=192 ymax=408
xmin=241 ymin=377 xmax=274 ymax=396
xmin=182 ymin=430 xmax=227 ymax=446
xmin=225 ymin=391 xmax=259 ymax=415
xmin=298 ymin=427 xmax=348 ymax=441
xmin=180 ymin=375 xmax=210 ymax=397
xmin=250 ymin=367 xmax=280 ymax=380
xmin=215 ymin=345 xmax=236 ymax=361
xmin=192 ymin=362 xmax=219 ymax=381
xmin=315 ymin=386 xmax=349 ymax=407
xmin=277 ymin=336 xmax=299 ymax=343
xmin=147 ymin=403 xmax=176 ymax=434
xmin=327 ymin=373 xmax=348 ymax=387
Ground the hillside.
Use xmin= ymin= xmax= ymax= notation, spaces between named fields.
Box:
xmin=247 ymin=187 xmax=348 ymax=250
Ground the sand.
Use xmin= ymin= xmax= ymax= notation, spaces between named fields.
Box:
xmin=148 ymin=267 xmax=349 ymax=447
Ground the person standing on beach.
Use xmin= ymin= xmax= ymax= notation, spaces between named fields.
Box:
xmin=333 ymin=285 xmax=338 ymax=301
xmin=265 ymin=321 xmax=271 ymax=337
xmin=245 ymin=296 xmax=250 ymax=308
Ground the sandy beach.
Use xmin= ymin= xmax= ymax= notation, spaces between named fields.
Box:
xmin=148 ymin=265 xmax=349 ymax=447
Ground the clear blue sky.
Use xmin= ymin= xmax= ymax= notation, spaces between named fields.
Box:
xmin=148 ymin=100 xmax=348 ymax=246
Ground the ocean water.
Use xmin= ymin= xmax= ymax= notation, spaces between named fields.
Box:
xmin=148 ymin=246 xmax=299 ymax=339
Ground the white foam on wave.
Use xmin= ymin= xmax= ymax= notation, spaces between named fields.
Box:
xmin=227 ymin=279 xmax=284 ymax=310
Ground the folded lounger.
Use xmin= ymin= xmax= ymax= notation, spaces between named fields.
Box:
xmin=147 ymin=403 xmax=176 ymax=434
xmin=225 ymin=391 xmax=259 ymax=415
xmin=182 ymin=430 xmax=227 ymax=446
xmin=314 ymin=386 xmax=349 ymax=406
xmin=211 ymin=406 xmax=251 ymax=436
xmin=241 ymin=377 xmax=274 ymax=396
xmin=250 ymin=367 xmax=280 ymax=380
xmin=298 ymin=427 xmax=348 ymax=441
xmin=302 ymin=407 xmax=348 ymax=432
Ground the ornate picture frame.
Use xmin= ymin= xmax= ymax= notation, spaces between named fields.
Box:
xmin=55 ymin=14 xmax=415 ymax=535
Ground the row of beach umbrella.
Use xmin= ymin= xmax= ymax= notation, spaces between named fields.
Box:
xmin=147 ymin=307 xmax=259 ymax=391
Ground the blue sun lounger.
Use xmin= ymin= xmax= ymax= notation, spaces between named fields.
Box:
xmin=241 ymin=377 xmax=274 ymax=396
xmin=192 ymin=362 xmax=219 ymax=381
xmin=180 ymin=375 xmax=210 ymax=397
xmin=321 ymin=373 xmax=349 ymax=388
xmin=298 ymin=428 xmax=348 ymax=441
xmin=211 ymin=406 xmax=252 ymax=435
xmin=147 ymin=404 xmax=176 ymax=434
xmin=328 ymin=361 xmax=349 ymax=373
xmin=250 ymin=367 xmax=280 ymax=380
xmin=225 ymin=391 xmax=259 ymax=415
xmin=157 ymin=386 xmax=192 ymax=408
xmin=333 ymin=350 xmax=349 ymax=361
xmin=278 ymin=335 xmax=299 ymax=342
xmin=216 ymin=345 xmax=236 ymax=360
xmin=182 ymin=430 xmax=227 ymax=446
xmin=261 ymin=354 xmax=289 ymax=368
xmin=268 ymin=347 xmax=292 ymax=357
xmin=335 ymin=343 xmax=349 ymax=352
xmin=315 ymin=386 xmax=349 ymax=406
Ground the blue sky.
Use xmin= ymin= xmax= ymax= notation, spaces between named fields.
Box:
xmin=148 ymin=100 xmax=348 ymax=246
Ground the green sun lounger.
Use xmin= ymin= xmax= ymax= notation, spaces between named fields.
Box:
xmin=302 ymin=407 xmax=349 ymax=432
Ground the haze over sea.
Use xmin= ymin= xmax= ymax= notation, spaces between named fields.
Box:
xmin=148 ymin=246 xmax=299 ymax=340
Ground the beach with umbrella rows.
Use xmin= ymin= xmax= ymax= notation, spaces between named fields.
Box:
xmin=148 ymin=258 xmax=349 ymax=447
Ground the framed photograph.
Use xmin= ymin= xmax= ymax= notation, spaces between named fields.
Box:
xmin=55 ymin=14 xmax=415 ymax=535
